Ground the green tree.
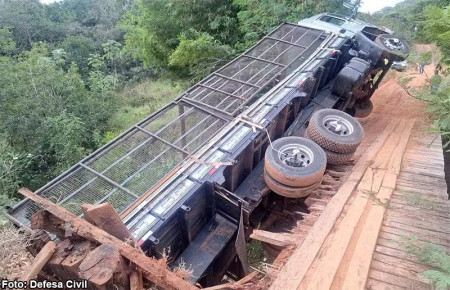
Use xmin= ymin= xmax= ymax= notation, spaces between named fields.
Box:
xmin=169 ymin=31 xmax=234 ymax=80
xmin=0 ymin=27 xmax=16 ymax=55
xmin=60 ymin=35 xmax=98 ymax=79
xmin=423 ymin=5 xmax=450 ymax=64
xmin=0 ymin=0 xmax=64 ymax=51
xmin=0 ymin=43 xmax=116 ymax=192
xmin=122 ymin=0 xmax=240 ymax=74
xmin=233 ymin=0 xmax=346 ymax=47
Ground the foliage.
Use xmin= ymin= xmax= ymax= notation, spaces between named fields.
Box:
xmin=422 ymin=5 xmax=450 ymax=64
xmin=0 ymin=0 xmax=64 ymax=51
xmin=0 ymin=43 xmax=116 ymax=195
xmin=60 ymin=35 xmax=98 ymax=78
xmin=233 ymin=0 xmax=345 ymax=47
xmin=169 ymin=31 xmax=234 ymax=80
xmin=0 ymin=27 xmax=16 ymax=55
xmin=423 ymin=74 xmax=450 ymax=147
xmin=122 ymin=0 xmax=240 ymax=79
xmin=402 ymin=235 xmax=450 ymax=290
xmin=105 ymin=78 xmax=187 ymax=141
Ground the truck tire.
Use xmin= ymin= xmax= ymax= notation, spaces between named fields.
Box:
xmin=264 ymin=137 xmax=326 ymax=188
xmin=354 ymin=99 xmax=373 ymax=118
xmin=307 ymin=109 xmax=364 ymax=154
xmin=304 ymin=131 xmax=355 ymax=165
xmin=375 ymin=34 xmax=409 ymax=61
xmin=323 ymin=149 xmax=354 ymax=165
xmin=264 ymin=169 xmax=322 ymax=198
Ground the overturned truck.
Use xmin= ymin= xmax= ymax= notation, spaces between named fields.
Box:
xmin=8 ymin=13 xmax=409 ymax=287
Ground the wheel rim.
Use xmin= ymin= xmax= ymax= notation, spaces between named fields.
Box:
xmin=382 ymin=36 xmax=406 ymax=52
xmin=323 ymin=115 xmax=354 ymax=136
xmin=278 ymin=144 xmax=314 ymax=168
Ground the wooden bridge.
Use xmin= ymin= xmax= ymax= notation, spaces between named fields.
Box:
xmin=270 ymin=118 xmax=449 ymax=290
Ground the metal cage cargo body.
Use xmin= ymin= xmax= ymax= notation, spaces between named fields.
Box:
xmin=8 ymin=15 xmax=406 ymax=287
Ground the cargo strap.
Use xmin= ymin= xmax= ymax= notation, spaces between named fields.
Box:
xmin=188 ymin=155 xmax=234 ymax=167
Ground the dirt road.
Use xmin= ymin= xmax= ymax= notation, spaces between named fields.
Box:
xmin=355 ymin=65 xmax=433 ymax=161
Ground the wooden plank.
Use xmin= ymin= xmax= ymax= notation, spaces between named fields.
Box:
xmin=379 ymin=229 xmax=450 ymax=248
xmin=269 ymin=119 xmax=401 ymax=290
xmin=18 ymin=188 xmax=196 ymax=290
xmin=130 ymin=270 xmax=144 ymax=290
xmin=373 ymin=247 xmax=433 ymax=272
xmin=383 ymin=220 xmax=450 ymax=242
xmin=304 ymin=170 xmax=375 ymax=290
xmin=385 ymin=214 xmax=450 ymax=234
xmin=250 ymin=230 xmax=296 ymax=247
xmin=390 ymin=194 xmax=450 ymax=212
xmin=204 ymin=272 xmax=258 ymax=290
xmin=83 ymin=203 xmax=135 ymax=243
xmin=20 ymin=241 xmax=56 ymax=281
xmin=370 ymin=260 xmax=430 ymax=287
xmin=341 ymin=188 xmax=393 ymax=290
xmin=366 ymin=278 xmax=406 ymax=290
xmin=371 ymin=119 xmax=407 ymax=170
xmin=373 ymin=248 xmax=430 ymax=278
xmin=369 ymin=269 xmax=425 ymax=289
xmin=393 ymin=188 xmax=449 ymax=203
xmin=387 ymin=119 xmax=415 ymax=174
xmin=341 ymin=120 xmax=415 ymax=289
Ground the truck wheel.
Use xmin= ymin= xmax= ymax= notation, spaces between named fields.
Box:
xmin=375 ymin=34 xmax=409 ymax=61
xmin=307 ymin=109 xmax=364 ymax=154
xmin=323 ymin=149 xmax=354 ymax=165
xmin=264 ymin=170 xmax=322 ymax=198
xmin=354 ymin=99 xmax=373 ymax=118
xmin=305 ymin=130 xmax=355 ymax=165
xmin=264 ymin=137 xmax=326 ymax=187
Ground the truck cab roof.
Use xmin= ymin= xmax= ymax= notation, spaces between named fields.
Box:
xmin=298 ymin=12 xmax=385 ymax=37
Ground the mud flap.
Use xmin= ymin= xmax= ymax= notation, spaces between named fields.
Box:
xmin=235 ymin=206 xmax=250 ymax=275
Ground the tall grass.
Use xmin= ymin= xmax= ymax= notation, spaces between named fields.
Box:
xmin=104 ymin=78 xmax=188 ymax=143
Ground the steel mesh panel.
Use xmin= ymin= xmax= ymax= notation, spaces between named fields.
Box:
xmin=103 ymin=139 xmax=169 ymax=184
xmin=60 ymin=178 xmax=115 ymax=215
xmin=124 ymin=148 xmax=185 ymax=196
xmin=108 ymin=189 xmax=136 ymax=213
xmin=180 ymin=119 xmax=226 ymax=153
xmin=180 ymin=23 xmax=326 ymax=115
xmin=86 ymin=129 xmax=149 ymax=172
xmin=11 ymin=200 xmax=42 ymax=226
xmin=39 ymin=167 xmax=96 ymax=204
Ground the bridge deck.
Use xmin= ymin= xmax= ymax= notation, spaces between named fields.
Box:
xmin=269 ymin=119 xmax=449 ymax=290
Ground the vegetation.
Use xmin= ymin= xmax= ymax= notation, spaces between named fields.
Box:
xmin=402 ymin=235 xmax=450 ymax=290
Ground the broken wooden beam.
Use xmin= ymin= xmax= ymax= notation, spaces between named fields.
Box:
xmin=250 ymin=230 xmax=296 ymax=247
xmin=82 ymin=203 xmax=137 ymax=245
xmin=79 ymin=245 xmax=129 ymax=290
xmin=46 ymin=239 xmax=95 ymax=281
xmin=82 ymin=202 xmax=144 ymax=289
xmin=20 ymin=241 xmax=56 ymax=281
xmin=19 ymin=188 xmax=197 ymax=290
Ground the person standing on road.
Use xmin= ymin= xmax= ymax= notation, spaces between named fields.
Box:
xmin=419 ymin=63 xmax=425 ymax=74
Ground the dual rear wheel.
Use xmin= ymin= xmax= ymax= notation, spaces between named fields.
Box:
xmin=264 ymin=109 xmax=364 ymax=198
